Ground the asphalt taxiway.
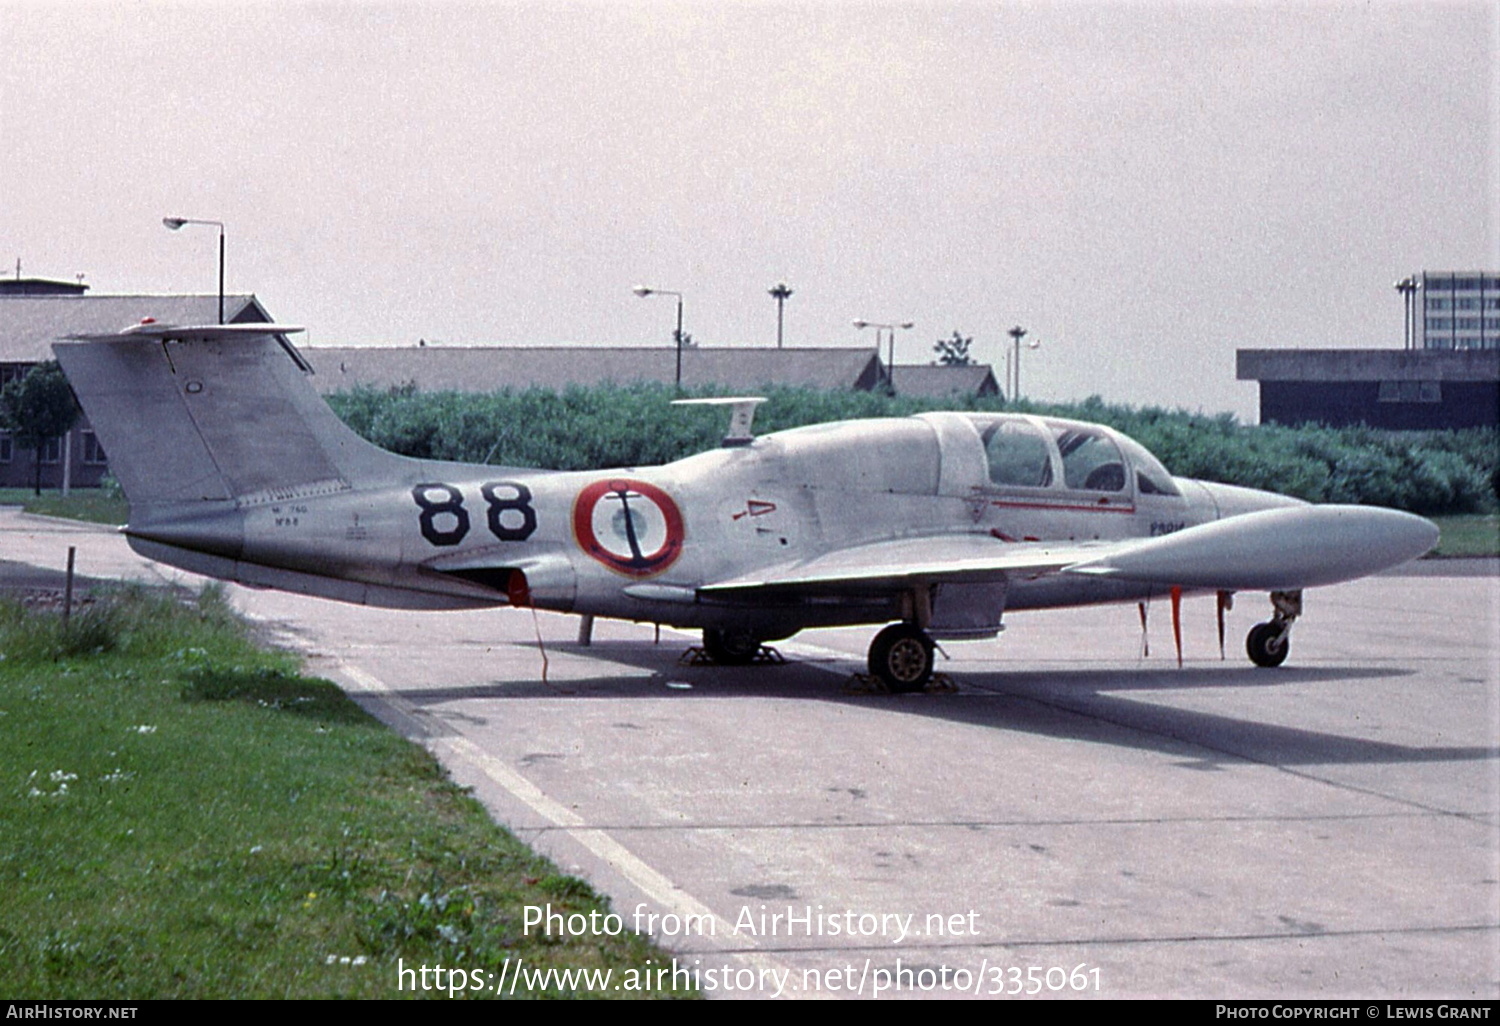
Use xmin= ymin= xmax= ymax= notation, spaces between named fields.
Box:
xmin=3 ymin=508 xmax=1496 ymax=999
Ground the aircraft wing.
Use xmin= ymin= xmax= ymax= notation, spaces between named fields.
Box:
xmin=699 ymin=534 xmax=1115 ymax=595
xmin=700 ymin=505 xmax=1438 ymax=597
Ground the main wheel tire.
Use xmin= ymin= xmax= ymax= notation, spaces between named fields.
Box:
xmin=1246 ymin=621 xmax=1290 ymax=668
xmin=702 ymin=627 xmax=762 ymax=665
xmin=868 ymin=624 xmax=935 ymax=693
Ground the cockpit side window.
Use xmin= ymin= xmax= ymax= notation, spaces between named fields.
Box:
xmin=1047 ymin=422 xmax=1127 ymax=492
xmin=1115 ymin=434 xmax=1183 ymax=497
xmin=982 ymin=419 xmax=1053 ymax=488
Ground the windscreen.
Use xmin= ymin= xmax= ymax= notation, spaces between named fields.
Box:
xmin=1114 ymin=434 xmax=1182 ymax=497
xmin=1046 ymin=421 xmax=1127 ymax=492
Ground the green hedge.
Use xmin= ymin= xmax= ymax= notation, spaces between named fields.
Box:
xmin=327 ymin=384 xmax=1499 ymax=516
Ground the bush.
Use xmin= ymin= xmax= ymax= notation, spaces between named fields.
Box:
xmin=324 ymin=385 xmax=1500 ymax=516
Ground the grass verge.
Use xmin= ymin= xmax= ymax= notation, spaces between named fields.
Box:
xmin=1428 ymin=514 xmax=1500 ymax=559
xmin=0 ymin=585 xmax=689 ymax=999
xmin=0 ymin=487 xmax=129 ymax=526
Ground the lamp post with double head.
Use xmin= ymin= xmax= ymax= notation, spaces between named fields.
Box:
xmin=1394 ymin=276 xmax=1418 ymax=350
xmin=1007 ymin=325 xmax=1040 ymax=402
xmin=768 ymin=282 xmax=793 ymax=348
xmin=853 ymin=319 xmax=914 ymax=396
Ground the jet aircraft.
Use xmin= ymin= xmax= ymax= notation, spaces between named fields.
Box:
xmin=54 ymin=322 xmax=1439 ymax=691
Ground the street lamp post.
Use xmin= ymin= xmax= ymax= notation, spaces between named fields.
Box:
xmin=853 ymin=319 xmax=914 ymax=396
xmin=768 ymin=282 xmax=793 ymax=348
xmin=1006 ymin=325 xmax=1042 ymax=402
xmin=1007 ymin=326 xmax=1026 ymax=400
xmin=163 ymin=217 xmax=225 ymax=324
xmin=1395 ymin=276 xmax=1418 ymax=350
xmin=634 ymin=286 xmax=686 ymax=391
xmin=1005 ymin=326 xmax=1043 ymax=402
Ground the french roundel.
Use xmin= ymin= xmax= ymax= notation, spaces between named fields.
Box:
xmin=573 ymin=478 xmax=684 ymax=577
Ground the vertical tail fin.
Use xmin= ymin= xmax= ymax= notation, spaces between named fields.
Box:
xmin=53 ymin=323 xmax=410 ymax=517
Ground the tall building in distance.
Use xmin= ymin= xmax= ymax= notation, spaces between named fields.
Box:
xmin=1417 ymin=271 xmax=1500 ymax=350
xmin=1239 ymin=268 xmax=1500 ymax=429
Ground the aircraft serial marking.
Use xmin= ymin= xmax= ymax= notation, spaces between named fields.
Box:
xmin=411 ymin=481 xmax=538 ymax=548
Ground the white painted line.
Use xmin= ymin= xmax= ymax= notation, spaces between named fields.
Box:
xmin=335 ymin=659 xmax=812 ymax=998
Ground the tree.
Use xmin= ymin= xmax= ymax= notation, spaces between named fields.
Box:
xmin=933 ymin=330 xmax=974 ymax=366
xmin=0 ymin=361 xmax=80 ymax=495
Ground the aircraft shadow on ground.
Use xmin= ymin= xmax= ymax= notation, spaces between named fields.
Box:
xmin=372 ymin=639 xmax=1496 ymax=770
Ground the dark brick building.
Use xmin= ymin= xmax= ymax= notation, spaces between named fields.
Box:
xmin=0 ymin=281 xmax=274 ymax=490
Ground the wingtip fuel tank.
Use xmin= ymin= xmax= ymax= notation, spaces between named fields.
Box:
xmin=1064 ymin=504 xmax=1440 ymax=591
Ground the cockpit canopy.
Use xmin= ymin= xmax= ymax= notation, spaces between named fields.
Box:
xmin=970 ymin=414 xmax=1180 ymax=498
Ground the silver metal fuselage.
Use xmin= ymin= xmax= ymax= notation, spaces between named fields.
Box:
xmin=126 ymin=411 xmax=1299 ymax=637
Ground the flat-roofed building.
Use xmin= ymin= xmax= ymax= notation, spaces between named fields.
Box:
xmin=1417 ymin=271 xmax=1500 ymax=350
xmin=1236 ymin=348 xmax=1500 ymax=429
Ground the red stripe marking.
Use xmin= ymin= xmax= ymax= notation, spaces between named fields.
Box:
xmin=990 ymin=499 xmax=1138 ymax=514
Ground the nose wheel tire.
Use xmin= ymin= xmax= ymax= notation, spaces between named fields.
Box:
xmin=1246 ymin=621 xmax=1290 ymax=668
xmin=868 ymin=624 xmax=935 ymax=693
xmin=702 ymin=627 xmax=763 ymax=665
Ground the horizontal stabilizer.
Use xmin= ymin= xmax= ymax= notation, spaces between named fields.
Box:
xmin=66 ymin=322 xmax=303 ymax=343
xmin=1062 ymin=505 xmax=1439 ymax=590
xmin=672 ymin=396 xmax=767 ymax=446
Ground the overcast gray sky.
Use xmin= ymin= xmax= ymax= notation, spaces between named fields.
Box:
xmin=2 ymin=1 xmax=1495 ymax=419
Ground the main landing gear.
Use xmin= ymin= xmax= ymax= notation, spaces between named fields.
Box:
xmin=1246 ymin=590 xmax=1302 ymax=668
xmin=701 ymin=627 xmax=764 ymax=665
xmin=700 ymin=623 xmax=937 ymax=692
xmin=868 ymin=623 xmax=936 ymax=693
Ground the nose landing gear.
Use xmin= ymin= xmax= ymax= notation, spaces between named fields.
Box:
xmin=1246 ymin=589 xmax=1302 ymax=668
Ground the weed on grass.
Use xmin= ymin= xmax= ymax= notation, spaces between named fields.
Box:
xmin=0 ymin=586 xmax=688 ymax=999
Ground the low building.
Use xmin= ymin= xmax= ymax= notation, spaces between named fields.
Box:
xmin=302 ymin=345 xmax=1005 ymax=399
xmin=1236 ymin=348 xmax=1500 ymax=430
xmin=4 ymin=285 xmax=997 ymax=491
xmin=300 ymin=345 xmax=886 ymax=394
xmin=0 ymin=284 xmax=275 ymax=489
xmin=887 ymin=363 xmax=1001 ymax=399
